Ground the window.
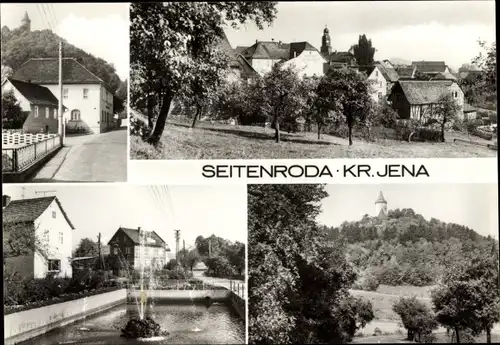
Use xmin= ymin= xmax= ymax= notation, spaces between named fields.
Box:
xmin=45 ymin=107 xmax=49 ymax=118
xmin=125 ymin=247 xmax=131 ymax=254
xmin=83 ymin=88 xmax=88 ymax=99
xmin=48 ymin=259 xmax=61 ymax=272
xmin=379 ymin=81 xmax=383 ymax=87
xmin=52 ymin=210 xmax=56 ymax=218
xmin=375 ymin=71 xmax=379 ymax=77
xmin=113 ymin=247 xmax=118 ymax=255
xmin=59 ymin=232 xmax=63 ymax=244
xmin=71 ymin=110 xmax=81 ymax=121
xmin=63 ymin=88 xmax=68 ymax=99
xmin=34 ymin=106 xmax=39 ymax=117
xmin=43 ymin=231 xmax=49 ymax=242
xmin=54 ymin=109 xmax=58 ymax=119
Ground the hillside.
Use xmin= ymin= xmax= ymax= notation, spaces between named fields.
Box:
xmin=321 ymin=208 xmax=496 ymax=288
xmin=1 ymin=26 xmax=126 ymax=99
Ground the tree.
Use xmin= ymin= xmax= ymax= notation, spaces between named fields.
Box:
xmin=227 ymin=242 xmax=245 ymax=276
xmin=351 ymin=34 xmax=376 ymax=66
xmin=302 ymin=75 xmax=332 ymax=140
xmin=165 ymin=258 xmax=177 ymax=270
xmin=130 ymin=2 xmax=278 ymax=145
xmin=3 ymin=222 xmax=50 ymax=260
xmin=472 ymin=40 xmax=496 ymax=94
xmin=317 ymin=68 xmax=372 ymax=145
xmin=2 ymin=91 xmax=29 ymax=129
xmin=179 ymin=248 xmax=201 ymax=272
xmin=1 ymin=64 xmax=13 ymax=83
xmin=73 ymin=238 xmax=99 ymax=258
xmin=260 ymin=64 xmax=306 ymax=142
xmin=205 ymin=256 xmax=235 ymax=277
xmin=393 ymin=296 xmax=438 ymax=342
xmin=434 ymin=93 xmax=462 ymax=142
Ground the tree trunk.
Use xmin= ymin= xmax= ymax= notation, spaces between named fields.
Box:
xmin=455 ymin=327 xmax=460 ymax=344
xmin=441 ymin=122 xmax=446 ymax=142
xmin=148 ymin=91 xmax=173 ymax=145
xmin=407 ymin=330 xmax=414 ymax=341
xmin=191 ymin=106 xmax=201 ymax=128
xmin=147 ymin=95 xmax=154 ymax=129
xmin=486 ymin=327 xmax=491 ymax=343
xmin=317 ymin=123 xmax=322 ymax=140
xmin=275 ymin=117 xmax=280 ymax=143
xmin=348 ymin=123 xmax=353 ymax=146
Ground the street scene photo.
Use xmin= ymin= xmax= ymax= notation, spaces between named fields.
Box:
xmin=130 ymin=1 xmax=496 ymax=160
xmin=3 ymin=184 xmax=246 ymax=344
xmin=1 ymin=3 xmax=128 ymax=182
xmin=248 ymin=184 xmax=499 ymax=344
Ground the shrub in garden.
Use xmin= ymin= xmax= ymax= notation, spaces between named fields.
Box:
xmin=129 ymin=116 xmax=151 ymax=139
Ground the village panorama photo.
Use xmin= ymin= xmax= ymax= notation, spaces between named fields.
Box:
xmin=248 ymin=183 xmax=499 ymax=344
xmin=129 ymin=1 xmax=497 ymax=160
xmin=3 ymin=184 xmax=246 ymax=345
xmin=1 ymin=3 xmax=129 ymax=183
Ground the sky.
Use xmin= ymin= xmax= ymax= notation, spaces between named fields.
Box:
xmin=224 ymin=1 xmax=496 ymax=71
xmin=1 ymin=3 xmax=129 ymax=80
xmin=2 ymin=184 xmax=247 ymax=251
xmin=317 ymin=184 xmax=499 ymax=239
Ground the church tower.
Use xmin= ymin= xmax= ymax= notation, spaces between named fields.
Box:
xmin=375 ymin=191 xmax=388 ymax=218
xmin=320 ymin=26 xmax=332 ymax=55
xmin=21 ymin=11 xmax=31 ymax=31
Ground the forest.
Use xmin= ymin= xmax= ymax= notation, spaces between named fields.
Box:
xmin=321 ymin=208 xmax=496 ymax=288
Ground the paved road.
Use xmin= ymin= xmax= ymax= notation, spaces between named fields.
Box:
xmin=194 ymin=273 xmax=246 ymax=298
xmin=32 ymin=128 xmax=127 ymax=182
xmin=351 ymin=335 xmax=412 ymax=344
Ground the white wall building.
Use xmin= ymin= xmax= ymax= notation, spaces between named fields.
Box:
xmin=3 ymin=195 xmax=75 ymax=279
xmin=10 ymin=57 xmax=114 ymax=134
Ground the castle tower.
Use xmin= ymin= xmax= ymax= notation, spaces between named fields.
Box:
xmin=375 ymin=191 xmax=388 ymax=217
xmin=21 ymin=11 xmax=31 ymax=31
xmin=320 ymin=25 xmax=332 ymax=55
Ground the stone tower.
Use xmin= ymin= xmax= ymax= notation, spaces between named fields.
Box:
xmin=21 ymin=11 xmax=31 ymax=31
xmin=320 ymin=25 xmax=332 ymax=55
xmin=375 ymin=191 xmax=388 ymax=217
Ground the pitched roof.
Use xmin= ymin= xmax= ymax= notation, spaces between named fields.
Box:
xmin=3 ymin=196 xmax=75 ymax=229
xmin=396 ymin=80 xmax=456 ymax=105
xmin=412 ymin=61 xmax=448 ymax=73
xmin=429 ymin=71 xmax=457 ymax=81
xmin=234 ymin=46 xmax=249 ymax=55
xmin=241 ymin=41 xmax=290 ymax=60
xmin=7 ymin=78 xmax=64 ymax=107
xmin=375 ymin=63 xmax=399 ymax=82
xmin=357 ymin=65 xmax=377 ymax=76
xmin=12 ymin=58 xmax=104 ymax=85
xmin=111 ymin=227 xmax=169 ymax=249
xmin=395 ymin=66 xmax=416 ymax=78
xmin=375 ymin=191 xmax=387 ymax=204
xmin=325 ymin=51 xmax=355 ymax=63
xmin=289 ymin=41 xmax=318 ymax=59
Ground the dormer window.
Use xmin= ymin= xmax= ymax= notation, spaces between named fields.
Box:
xmin=52 ymin=211 xmax=56 ymax=218
xmin=34 ymin=106 xmax=39 ymax=117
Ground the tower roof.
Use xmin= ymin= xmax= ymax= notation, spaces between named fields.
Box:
xmin=375 ymin=191 xmax=387 ymax=204
xmin=22 ymin=11 xmax=30 ymax=23
xmin=323 ymin=25 xmax=329 ymax=34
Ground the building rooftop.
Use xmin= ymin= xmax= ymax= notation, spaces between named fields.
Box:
xmin=396 ymin=80 xmax=456 ymax=105
xmin=7 ymin=78 xmax=65 ymax=108
xmin=375 ymin=191 xmax=387 ymax=204
xmin=3 ymin=196 xmax=75 ymax=229
xmin=110 ymin=227 xmax=170 ymax=250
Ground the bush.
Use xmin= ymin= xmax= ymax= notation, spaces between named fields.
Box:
xmin=129 ymin=115 xmax=151 ymax=139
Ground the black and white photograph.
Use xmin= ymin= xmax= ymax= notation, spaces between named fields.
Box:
xmin=1 ymin=3 xmax=129 ymax=182
xmin=129 ymin=1 xmax=496 ymax=160
xmin=3 ymin=184 xmax=246 ymax=345
xmin=248 ymin=184 xmax=499 ymax=344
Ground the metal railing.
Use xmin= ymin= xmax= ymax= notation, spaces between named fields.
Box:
xmin=2 ymin=135 xmax=61 ymax=173
xmin=229 ymin=280 xmax=246 ymax=299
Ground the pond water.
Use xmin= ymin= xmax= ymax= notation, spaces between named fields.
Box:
xmin=18 ymin=303 xmax=245 ymax=345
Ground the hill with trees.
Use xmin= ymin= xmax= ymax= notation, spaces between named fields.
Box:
xmin=321 ymin=209 xmax=496 ymax=288
xmin=1 ymin=26 xmax=126 ymax=103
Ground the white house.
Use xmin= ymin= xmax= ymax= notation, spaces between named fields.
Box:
xmin=358 ymin=65 xmax=388 ymax=103
xmin=3 ymin=195 xmax=75 ymax=279
xmin=9 ymin=57 xmax=115 ymax=134
xmin=2 ymin=78 xmax=67 ymax=133
xmin=281 ymin=42 xmax=328 ymax=78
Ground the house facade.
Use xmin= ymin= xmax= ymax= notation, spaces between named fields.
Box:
xmin=2 ymin=78 xmax=67 ymax=133
xmin=358 ymin=65 xmax=388 ymax=103
xmin=11 ymin=57 xmax=114 ymax=134
xmin=281 ymin=42 xmax=328 ymax=78
xmin=107 ymin=227 xmax=171 ymax=271
xmin=3 ymin=195 xmax=75 ymax=279
xmin=388 ymin=80 xmax=465 ymax=121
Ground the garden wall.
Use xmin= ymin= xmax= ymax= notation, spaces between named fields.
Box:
xmin=127 ymin=289 xmax=231 ymax=303
xmin=4 ymin=289 xmax=127 ymax=345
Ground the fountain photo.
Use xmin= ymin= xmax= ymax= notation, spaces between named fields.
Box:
xmin=248 ymin=183 xmax=499 ymax=344
xmin=3 ymin=184 xmax=246 ymax=345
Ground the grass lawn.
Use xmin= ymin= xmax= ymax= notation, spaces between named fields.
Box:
xmin=130 ymin=120 xmax=497 ymax=159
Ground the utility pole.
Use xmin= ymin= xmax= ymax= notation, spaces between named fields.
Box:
xmin=174 ymin=230 xmax=180 ymax=264
xmin=208 ymin=238 xmax=212 ymax=258
xmin=58 ymin=40 xmax=64 ymax=145
xmin=97 ymin=233 xmax=102 ymax=270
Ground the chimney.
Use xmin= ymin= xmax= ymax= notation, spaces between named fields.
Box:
xmin=294 ymin=51 xmax=297 ymax=58
xmin=272 ymin=38 xmax=274 ymax=42
xmin=3 ymin=195 xmax=11 ymax=208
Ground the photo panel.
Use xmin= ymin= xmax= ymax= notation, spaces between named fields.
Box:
xmin=247 ymin=183 xmax=499 ymax=344
xmin=3 ymin=184 xmax=247 ymax=344
xmin=1 ymin=3 xmax=129 ymax=183
xmin=129 ymin=1 xmax=497 ymax=161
